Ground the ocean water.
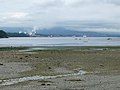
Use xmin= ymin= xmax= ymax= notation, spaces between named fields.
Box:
xmin=0 ymin=37 xmax=120 ymax=47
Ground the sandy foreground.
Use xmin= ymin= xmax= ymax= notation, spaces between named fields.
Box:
xmin=0 ymin=47 xmax=120 ymax=90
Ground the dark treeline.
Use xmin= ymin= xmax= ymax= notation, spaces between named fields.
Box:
xmin=0 ymin=30 xmax=8 ymax=38
xmin=7 ymin=33 xmax=30 ymax=37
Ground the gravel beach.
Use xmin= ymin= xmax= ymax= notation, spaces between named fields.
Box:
xmin=0 ymin=46 xmax=120 ymax=90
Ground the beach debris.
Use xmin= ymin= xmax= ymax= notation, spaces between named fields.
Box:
xmin=78 ymin=70 xmax=87 ymax=75
xmin=42 ymin=59 xmax=44 ymax=60
xmin=20 ymin=57 xmax=23 ymax=59
xmin=65 ymin=79 xmax=83 ymax=82
xmin=80 ymin=89 xmax=84 ymax=90
xmin=41 ymin=83 xmax=45 ymax=86
xmin=0 ymin=63 xmax=3 ymax=65
xmin=47 ymin=84 xmax=51 ymax=86
xmin=48 ymin=67 xmax=52 ymax=69
xmin=35 ymin=57 xmax=39 ymax=58
xmin=103 ymin=48 xmax=108 ymax=50
xmin=25 ymin=56 xmax=28 ymax=58
xmin=99 ymin=64 xmax=104 ymax=67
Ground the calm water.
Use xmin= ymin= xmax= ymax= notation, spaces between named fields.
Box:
xmin=0 ymin=37 xmax=120 ymax=47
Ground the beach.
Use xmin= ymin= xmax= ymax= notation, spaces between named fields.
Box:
xmin=1 ymin=0 xmax=120 ymax=89
xmin=0 ymin=46 xmax=120 ymax=90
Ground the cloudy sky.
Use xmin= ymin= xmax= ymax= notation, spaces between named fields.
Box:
xmin=0 ymin=0 xmax=120 ymax=32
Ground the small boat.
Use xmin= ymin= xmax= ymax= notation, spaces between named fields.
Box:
xmin=82 ymin=35 xmax=88 ymax=42
xmin=48 ymin=35 xmax=53 ymax=38
xmin=83 ymin=35 xmax=87 ymax=38
xmin=107 ymin=38 xmax=112 ymax=40
xmin=75 ymin=38 xmax=78 ymax=40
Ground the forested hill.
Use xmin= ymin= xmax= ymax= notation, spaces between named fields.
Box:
xmin=0 ymin=30 xmax=8 ymax=38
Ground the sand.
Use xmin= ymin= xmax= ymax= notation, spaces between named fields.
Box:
xmin=0 ymin=46 xmax=120 ymax=90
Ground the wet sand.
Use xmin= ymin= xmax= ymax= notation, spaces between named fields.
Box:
xmin=0 ymin=46 xmax=120 ymax=90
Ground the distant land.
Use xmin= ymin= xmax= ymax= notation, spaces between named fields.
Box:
xmin=7 ymin=33 xmax=30 ymax=37
xmin=0 ymin=30 xmax=8 ymax=38
xmin=1 ymin=27 xmax=120 ymax=37
xmin=36 ymin=27 xmax=120 ymax=37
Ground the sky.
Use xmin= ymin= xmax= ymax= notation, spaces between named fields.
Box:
xmin=0 ymin=0 xmax=120 ymax=32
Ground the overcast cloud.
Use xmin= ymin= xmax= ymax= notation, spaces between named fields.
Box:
xmin=0 ymin=0 xmax=120 ymax=32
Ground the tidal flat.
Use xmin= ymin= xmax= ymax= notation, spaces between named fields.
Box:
xmin=0 ymin=46 xmax=120 ymax=90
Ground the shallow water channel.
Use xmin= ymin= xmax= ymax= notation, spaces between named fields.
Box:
xmin=0 ymin=70 xmax=87 ymax=86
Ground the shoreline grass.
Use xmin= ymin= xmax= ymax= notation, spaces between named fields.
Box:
xmin=0 ymin=47 xmax=29 ymax=51
xmin=0 ymin=46 xmax=120 ymax=51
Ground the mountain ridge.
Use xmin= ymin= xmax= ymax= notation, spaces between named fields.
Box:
xmin=1 ymin=27 xmax=120 ymax=37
